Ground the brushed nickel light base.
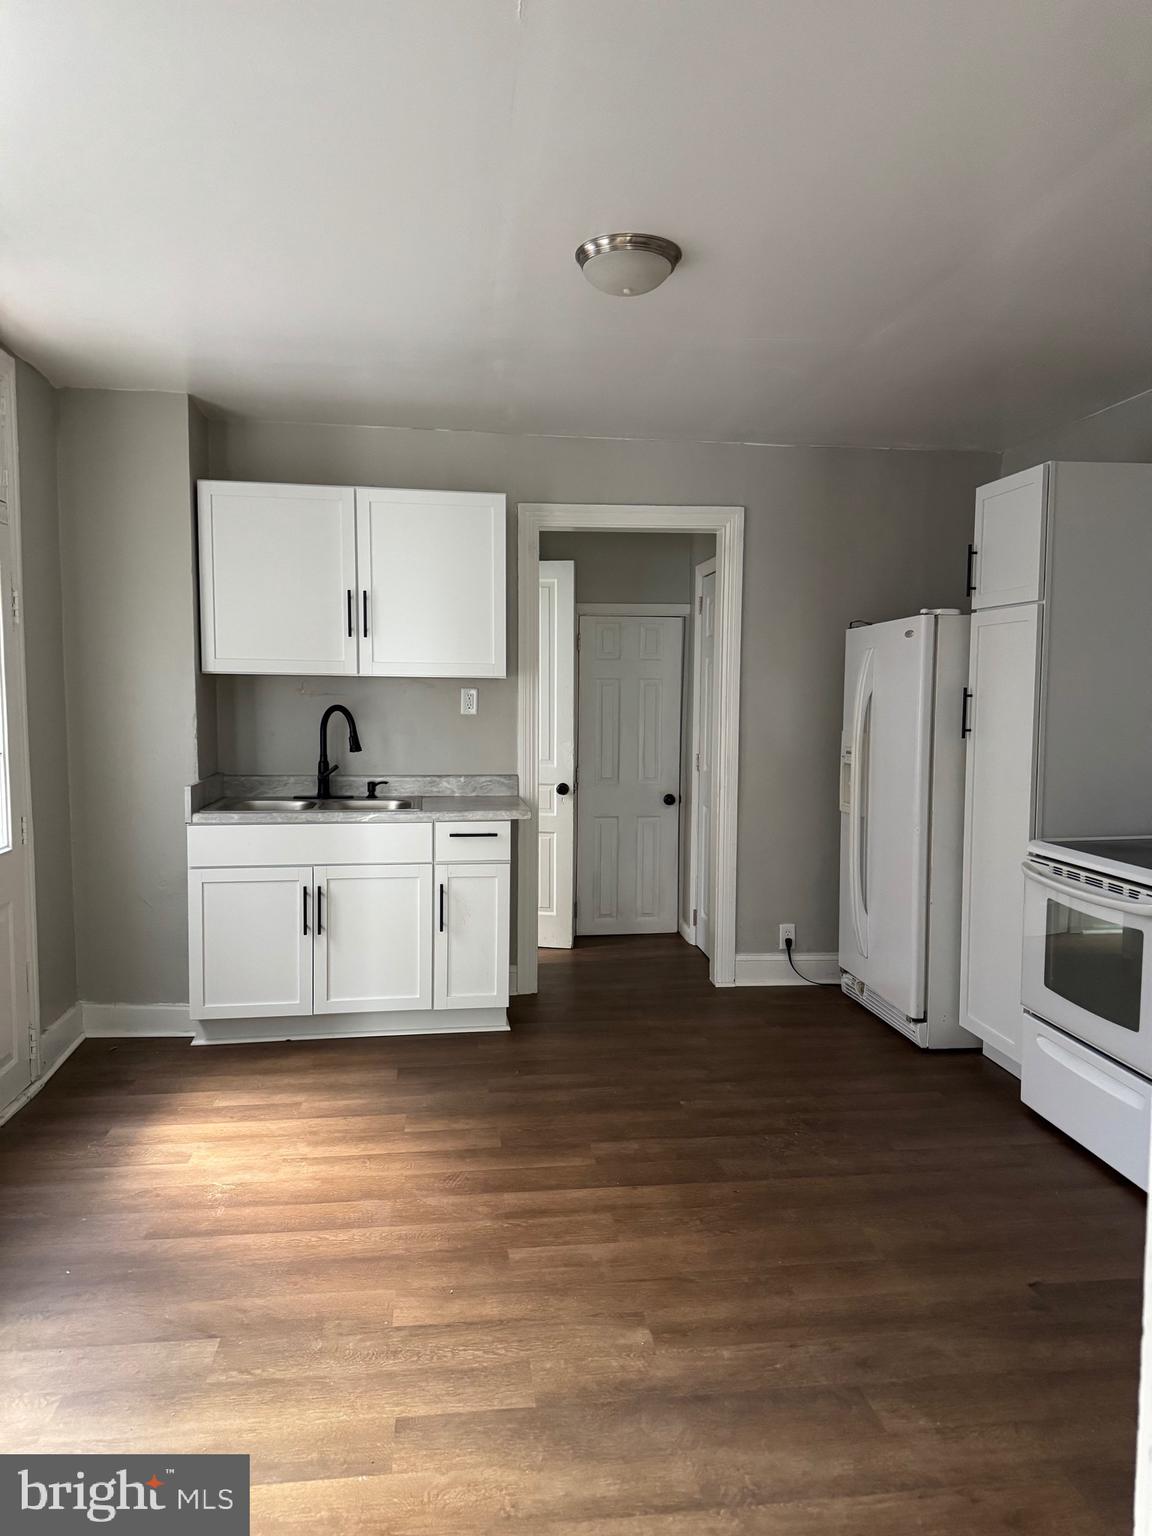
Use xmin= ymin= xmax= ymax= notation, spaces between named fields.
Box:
xmin=575 ymin=233 xmax=682 ymax=296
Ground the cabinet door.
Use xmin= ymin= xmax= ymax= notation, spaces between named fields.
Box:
xmin=434 ymin=862 xmax=510 ymax=1010
xmin=971 ymin=465 xmax=1047 ymax=609
xmin=314 ymin=864 xmax=433 ymax=1014
xmin=959 ymin=605 xmax=1041 ymax=1061
xmin=189 ymin=866 xmax=312 ymax=1020
xmin=355 ymin=489 xmax=506 ymax=677
xmin=198 ymin=482 xmax=359 ymax=674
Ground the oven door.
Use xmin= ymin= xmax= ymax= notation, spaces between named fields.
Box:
xmin=1021 ymin=860 xmax=1152 ymax=1076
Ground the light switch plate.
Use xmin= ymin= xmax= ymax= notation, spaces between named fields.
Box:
xmin=460 ymin=687 xmax=478 ymax=716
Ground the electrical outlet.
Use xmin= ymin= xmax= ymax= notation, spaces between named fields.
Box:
xmin=779 ymin=923 xmax=796 ymax=950
xmin=460 ymin=687 xmax=478 ymax=716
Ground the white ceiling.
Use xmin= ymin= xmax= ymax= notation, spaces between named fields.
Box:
xmin=3 ymin=0 xmax=1151 ymax=450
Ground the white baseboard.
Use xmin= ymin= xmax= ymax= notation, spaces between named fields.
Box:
xmin=679 ymin=918 xmax=697 ymax=945
xmin=734 ymin=951 xmax=840 ymax=986
xmin=82 ymin=1002 xmax=193 ymax=1038
xmin=0 ymin=1004 xmax=85 ymax=1128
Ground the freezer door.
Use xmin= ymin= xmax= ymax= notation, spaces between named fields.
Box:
xmin=839 ymin=616 xmax=934 ymax=1018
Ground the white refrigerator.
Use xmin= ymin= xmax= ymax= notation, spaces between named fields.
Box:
xmin=839 ymin=611 xmax=977 ymax=1049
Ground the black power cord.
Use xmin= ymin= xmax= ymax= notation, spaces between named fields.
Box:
xmin=785 ymin=935 xmax=840 ymax=987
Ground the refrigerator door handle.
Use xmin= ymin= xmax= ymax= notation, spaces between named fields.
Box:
xmin=848 ymin=650 xmax=873 ymax=959
xmin=839 ymin=734 xmax=853 ymax=814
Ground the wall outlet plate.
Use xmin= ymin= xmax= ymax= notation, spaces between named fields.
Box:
xmin=460 ymin=687 xmax=478 ymax=716
xmin=779 ymin=923 xmax=796 ymax=950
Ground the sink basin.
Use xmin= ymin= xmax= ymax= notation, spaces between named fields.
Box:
xmin=227 ymin=798 xmax=319 ymax=812
xmin=316 ymin=797 xmax=420 ymax=811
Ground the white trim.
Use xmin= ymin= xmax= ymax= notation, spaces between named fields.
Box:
xmin=508 ymin=965 xmax=519 ymax=995
xmin=518 ymin=504 xmax=743 ymax=995
xmin=734 ymin=951 xmax=840 ymax=986
xmin=83 ymin=1002 xmax=193 ymax=1038
xmin=576 ymin=602 xmax=691 ymax=616
xmin=0 ymin=1005 xmax=83 ymax=1128
xmin=687 ymin=556 xmax=718 ymax=961
xmin=0 ymin=349 xmax=43 ymax=1082
xmin=679 ymin=918 xmax=697 ymax=945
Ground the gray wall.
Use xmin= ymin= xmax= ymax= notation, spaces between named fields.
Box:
xmin=1002 ymin=387 xmax=1152 ymax=474
xmin=15 ymin=359 xmax=78 ymax=1028
xmin=211 ymin=415 xmax=997 ymax=956
xmin=539 ymin=530 xmax=693 ymax=604
xmin=58 ymin=391 xmax=202 ymax=1005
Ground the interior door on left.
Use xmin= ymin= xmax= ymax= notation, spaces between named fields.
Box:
xmin=537 ymin=560 xmax=575 ymax=948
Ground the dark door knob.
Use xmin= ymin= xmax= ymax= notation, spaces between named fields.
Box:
xmin=556 ymin=782 xmax=570 ymax=796
xmin=663 ymin=793 xmax=677 ymax=805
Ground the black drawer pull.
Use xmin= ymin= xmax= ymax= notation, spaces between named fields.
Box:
xmin=316 ymin=885 xmax=324 ymax=936
xmin=965 ymin=544 xmax=977 ymax=597
xmin=439 ymin=882 xmax=446 ymax=932
xmin=362 ymin=590 xmax=369 ymax=637
xmin=346 ymin=589 xmax=354 ymax=638
xmin=302 ymin=885 xmax=309 ymax=935
xmin=961 ymin=687 xmax=973 ymax=739
xmin=448 ymin=831 xmax=499 ymax=838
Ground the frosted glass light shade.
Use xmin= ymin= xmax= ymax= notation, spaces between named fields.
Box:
xmin=575 ymin=234 xmax=682 ymax=297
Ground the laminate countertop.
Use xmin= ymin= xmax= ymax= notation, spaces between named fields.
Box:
xmin=192 ymin=795 xmax=531 ymax=826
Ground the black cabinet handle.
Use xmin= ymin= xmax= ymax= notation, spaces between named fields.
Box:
xmin=346 ymin=589 xmax=354 ymax=638
xmin=663 ymin=793 xmax=677 ymax=806
xmin=316 ymin=884 xmax=324 ymax=935
xmin=965 ymin=544 xmax=977 ymax=597
xmin=961 ymin=687 xmax=973 ymax=739
xmin=439 ymin=882 xmax=446 ymax=933
xmin=302 ymin=885 xmax=309 ymax=935
xmin=556 ymin=782 xmax=570 ymax=796
xmin=448 ymin=831 xmax=498 ymax=838
xmin=362 ymin=590 xmax=369 ymax=637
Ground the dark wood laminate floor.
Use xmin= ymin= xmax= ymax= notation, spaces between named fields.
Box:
xmin=0 ymin=936 xmax=1144 ymax=1533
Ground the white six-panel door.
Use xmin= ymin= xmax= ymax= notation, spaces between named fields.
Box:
xmin=356 ymin=489 xmax=506 ymax=677
xmin=959 ymin=603 xmax=1041 ymax=1062
xmin=537 ymin=560 xmax=576 ymax=948
xmin=198 ymin=483 xmax=359 ymax=674
xmin=314 ymin=863 xmax=433 ymax=1013
xmin=189 ymin=866 xmax=313 ymax=1020
xmin=576 ymin=615 xmax=684 ymax=935
xmin=434 ymin=862 xmax=510 ymax=1009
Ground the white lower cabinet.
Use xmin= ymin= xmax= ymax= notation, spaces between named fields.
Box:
xmin=434 ymin=861 xmax=511 ymax=1010
xmin=189 ymin=866 xmax=313 ymax=1020
xmin=187 ymin=822 xmax=511 ymax=1033
xmin=314 ymin=864 xmax=433 ymax=1014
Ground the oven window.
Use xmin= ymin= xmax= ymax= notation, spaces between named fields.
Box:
xmin=1044 ymin=899 xmax=1144 ymax=1032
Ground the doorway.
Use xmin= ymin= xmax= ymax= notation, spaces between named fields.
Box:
xmin=518 ymin=505 xmax=744 ymax=993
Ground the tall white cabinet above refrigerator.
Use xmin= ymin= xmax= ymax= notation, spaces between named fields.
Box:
xmin=959 ymin=461 xmax=1152 ymax=1072
xmin=839 ymin=612 xmax=974 ymax=1048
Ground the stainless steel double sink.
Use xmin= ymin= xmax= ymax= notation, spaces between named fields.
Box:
xmin=226 ymin=797 xmax=421 ymax=813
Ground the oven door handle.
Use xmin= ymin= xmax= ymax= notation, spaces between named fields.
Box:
xmin=1021 ymin=860 xmax=1151 ymax=915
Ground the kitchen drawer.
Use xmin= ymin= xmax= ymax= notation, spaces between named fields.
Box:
xmin=188 ymin=821 xmax=433 ymax=869
xmin=434 ymin=821 xmax=511 ymax=862
xmin=1022 ymin=1014 xmax=1150 ymax=1190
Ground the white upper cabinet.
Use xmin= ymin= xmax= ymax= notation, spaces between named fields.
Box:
xmin=970 ymin=465 xmax=1048 ymax=609
xmin=198 ymin=481 xmax=506 ymax=677
xmin=356 ymin=489 xmax=506 ymax=677
xmin=198 ymin=482 xmax=359 ymax=674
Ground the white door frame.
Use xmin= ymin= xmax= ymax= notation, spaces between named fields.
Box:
xmin=517 ymin=504 xmax=744 ymax=992
xmin=0 ymin=351 xmax=42 ymax=1079
xmin=686 ymin=557 xmax=718 ymax=949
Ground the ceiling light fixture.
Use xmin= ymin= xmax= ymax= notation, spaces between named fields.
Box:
xmin=575 ymin=232 xmax=682 ymax=297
